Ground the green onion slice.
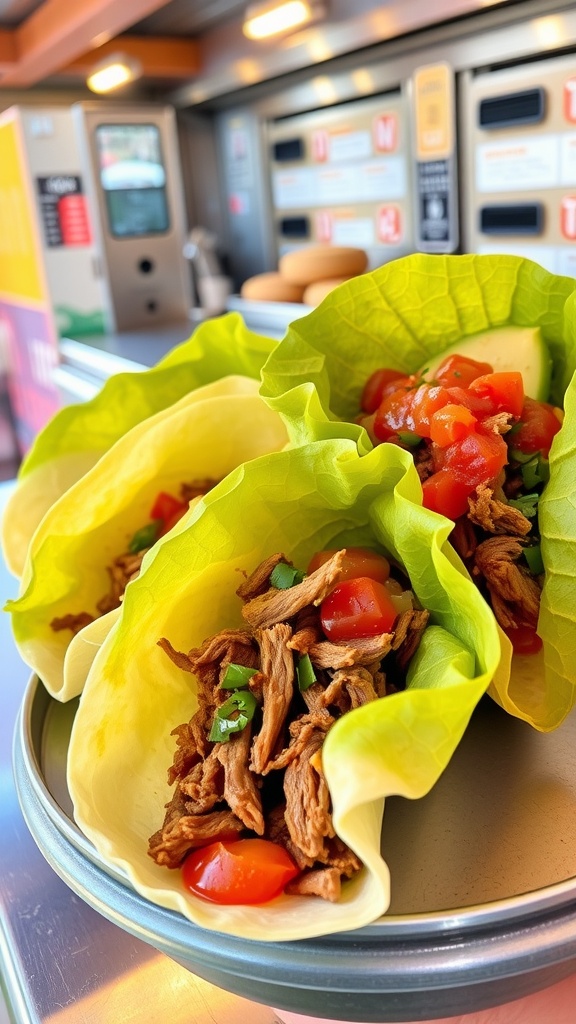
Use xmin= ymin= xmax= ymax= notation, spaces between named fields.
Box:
xmin=209 ymin=691 xmax=259 ymax=743
xmin=524 ymin=544 xmax=544 ymax=575
xmin=220 ymin=663 xmax=258 ymax=689
xmin=296 ymin=653 xmax=316 ymax=691
xmin=128 ymin=519 xmax=162 ymax=554
xmin=270 ymin=562 xmax=306 ymax=589
xmin=397 ymin=431 xmax=422 ymax=447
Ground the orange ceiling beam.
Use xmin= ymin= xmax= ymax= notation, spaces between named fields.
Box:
xmin=0 ymin=0 xmax=178 ymax=87
xmin=63 ymin=36 xmax=201 ymax=80
xmin=0 ymin=29 xmax=17 ymax=73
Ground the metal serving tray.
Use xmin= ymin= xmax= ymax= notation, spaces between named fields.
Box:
xmin=13 ymin=674 xmax=576 ymax=1023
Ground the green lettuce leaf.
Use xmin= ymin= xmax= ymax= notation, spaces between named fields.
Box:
xmin=5 ymin=377 xmax=288 ymax=702
xmin=261 ymin=253 xmax=576 ymax=730
xmin=1 ymin=313 xmax=276 ymax=578
xmin=67 ymin=438 xmax=500 ymax=942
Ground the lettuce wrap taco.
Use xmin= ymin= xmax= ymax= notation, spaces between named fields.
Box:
xmin=1 ymin=312 xmax=276 ymax=578
xmin=261 ymin=254 xmax=576 ymax=731
xmin=5 ymin=376 xmax=288 ymax=702
xmin=67 ymin=438 xmax=500 ymax=941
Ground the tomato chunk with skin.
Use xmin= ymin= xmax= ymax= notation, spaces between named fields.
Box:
xmin=373 ymin=386 xmax=416 ymax=440
xmin=411 ymin=384 xmax=452 ymax=437
xmin=150 ymin=491 xmax=186 ymax=523
xmin=361 ymin=368 xmax=407 ymax=414
xmin=159 ymin=505 xmax=189 ymax=537
xmin=442 ymin=429 xmax=508 ymax=487
xmin=512 ymin=397 xmax=562 ymax=457
xmin=435 ymin=354 xmax=493 ymax=389
xmin=468 ymin=372 xmax=524 ymax=418
xmin=307 ymin=547 xmax=390 ymax=584
xmin=320 ymin=577 xmax=397 ymax=641
xmin=182 ymin=839 xmax=299 ymax=905
xmin=421 ymin=471 xmax=472 ymax=520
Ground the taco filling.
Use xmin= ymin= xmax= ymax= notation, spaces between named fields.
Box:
xmin=50 ymin=480 xmax=217 ymax=635
xmin=358 ymin=354 xmax=562 ymax=656
xmin=149 ymin=546 xmax=429 ymax=905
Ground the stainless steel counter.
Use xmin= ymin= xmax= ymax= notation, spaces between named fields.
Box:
xmin=0 ymin=479 xmax=279 ymax=1024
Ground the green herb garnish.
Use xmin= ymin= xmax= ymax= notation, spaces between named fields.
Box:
xmin=509 ymin=447 xmax=535 ymax=464
xmin=270 ymin=562 xmax=306 ymax=589
xmin=521 ymin=455 xmax=549 ymax=490
xmin=397 ymin=431 xmax=423 ymax=447
xmin=508 ymin=493 xmax=539 ymax=518
xmin=524 ymin=544 xmax=544 ymax=575
xmin=209 ymin=690 xmax=258 ymax=742
xmin=296 ymin=653 xmax=316 ymax=691
xmin=128 ymin=519 xmax=162 ymax=553
xmin=220 ymin=663 xmax=258 ymax=689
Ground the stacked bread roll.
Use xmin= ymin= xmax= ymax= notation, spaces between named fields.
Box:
xmin=240 ymin=245 xmax=368 ymax=306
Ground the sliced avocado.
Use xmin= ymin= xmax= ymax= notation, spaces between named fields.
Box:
xmin=422 ymin=326 xmax=552 ymax=401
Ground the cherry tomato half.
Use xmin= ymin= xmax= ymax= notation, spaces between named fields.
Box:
xmin=320 ymin=577 xmax=398 ymax=641
xmin=307 ymin=547 xmax=390 ymax=584
xmin=182 ymin=839 xmax=299 ymax=905
xmin=512 ymin=397 xmax=562 ymax=457
xmin=361 ymin=368 xmax=407 ymax=414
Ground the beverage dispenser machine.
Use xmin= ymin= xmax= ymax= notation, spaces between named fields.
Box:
xmin=0 ymin=102 xmax=191 ymax=450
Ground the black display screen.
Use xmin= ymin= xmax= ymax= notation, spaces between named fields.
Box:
xmin=95 ymin=124 xmax=170 ymax=238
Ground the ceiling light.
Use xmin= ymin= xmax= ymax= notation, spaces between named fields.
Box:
xmin=243 ymin=0 xmax=321 ymax=40
xmin=86 ymin=53 xmax=142 ymax=94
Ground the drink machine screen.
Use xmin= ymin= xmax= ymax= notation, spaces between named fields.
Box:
xmin=95 ymin=124 xmax=169 ymax=238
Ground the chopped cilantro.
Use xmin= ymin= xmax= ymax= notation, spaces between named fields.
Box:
xmin=508 ymin=493 xmax=539 ymax=518
xmin=270 ymin=562 xmax=306 ymax=589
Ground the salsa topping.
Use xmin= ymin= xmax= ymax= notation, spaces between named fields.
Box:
xmin=148 ymin=547 xmax=429 ymax=905
xmin=359 ymin=353 xmax=562 ymax=655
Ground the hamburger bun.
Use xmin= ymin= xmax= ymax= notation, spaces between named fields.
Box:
xmin=240 ymin=273 xmax=305 ymax=303
xmin=279 ymin=245 xmax=368 ymax=286
xmin=303 ymin=277 xmax=353 ymax=306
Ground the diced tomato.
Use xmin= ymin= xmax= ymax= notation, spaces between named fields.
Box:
xmin=512 ymin=397 xmax=562 ymax=457
xmin=435 ymin=354 xmax=493 ymax=388
xmin=373 ymin=385 xmax=416 ymax=440
xmin=182 ymin=839 xmax=299 ymax=905
xmin=411 ymin=384 xmax=451 ymax=437
xmin=307 ymin=547 xmax=390 ymax=584
xmin=442 ymin=429 xmax=508 ymax=487
xmin=320 ymin=577 xmax=398 ymax=641
xmin=504 ymin=624 xmax=543 ymax=656
xmin=421 ymin=470 xmax=472 ymax=520
xmin=150 ymin=491 xmax=187 ymax=523
xmin=446 ymin=386 xmax=494 ymax=417
xmin=429 ymin=404 xmax=478 ymax=447
xmin=159 ymin=505 xmax=189 ymax=537
xmin=361 ymin=368 xmax=408 ymax=414
xmin=468 ymin=372 xmax=524 ymax=418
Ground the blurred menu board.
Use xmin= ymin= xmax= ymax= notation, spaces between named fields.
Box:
xmin=268 ymin=92 xmax=414 ymax=267
xmin=461 ymin=52 xmax=576 ymax=277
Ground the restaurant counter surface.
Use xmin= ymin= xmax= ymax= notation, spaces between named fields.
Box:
xmin=2 ymin=476 xmax=576 ymax=1024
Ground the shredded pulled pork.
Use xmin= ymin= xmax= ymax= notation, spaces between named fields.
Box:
xmin=51 ymin=479 xmax=216 ymax=634
xmin=468 ymin=485 xmax=532 ymax=538
xmin=149 ymin=549 xmax=430 ymax=901
xmin=474 ymin=536 xmax=541 ymax=630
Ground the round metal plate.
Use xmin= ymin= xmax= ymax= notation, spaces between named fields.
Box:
xmin=13 ymin=675 xmax=576 ymax=1022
